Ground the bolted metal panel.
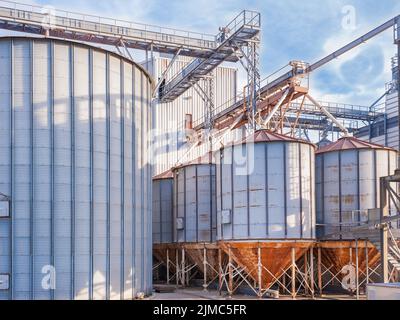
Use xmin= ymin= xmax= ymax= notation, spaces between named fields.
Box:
xmin=316 ymin=146 xmax=398 ymax=239
xmin=217 ymin=138 xmax=316 ymax=241
xmin=152 ymin=178 xmax=174 ymax=244
xmin=173 ymin=164 xmax=217 ymax=243
xmin=0 ymin=37 xmax=152 ymax=300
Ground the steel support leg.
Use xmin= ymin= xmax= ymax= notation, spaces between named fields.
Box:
xmin=258 ymin=245 xmax=262 ymax=299
xmin=228 ymin=246 xmax=233 ymax=297
xmin=167 ymin=249 xmax=170 ymax=285
xmin=310 ymin=247 xmax=315 ymax=299
xmin=203 ymin=247 xmax=208 ymax=291
xmin=317 ymin=247 xmax=322 ymax=296
xmin=291 ymin=247 xmax=296 ymax=299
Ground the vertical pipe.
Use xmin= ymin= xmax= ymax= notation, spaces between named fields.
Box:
xmin=338 ymin=152 xmax=342 ymax=239
xmin=321 ymin=155 xmax=325 ymax=237
xmin=203 ymin=246 xmax=207 ymax=291
xmin=183 ymin=168 xmax=187 ymax=242
xmin=265 ymin=144 xmax=269 ymax=236
xmin=357 ymin=150 xmax=361 ymax=223
xmin=291 ymin=247 xmax=296 ymax=299
xmin=299 ymin=144 xmax=303 ymax=238
xmin=310 ymin=146 xmax=314 ymax=238
xmin=380 ymin=177 xmax=389 ymax=283
xmin=210 ymin=164 xmax=214 ymax=243
xmin=397 ymin=42 xmax=400 ymax=166
xmin=219 ymin=150 xmax=224 ymax=239
xmin=231 ymin=145 xmax=235 ymax=238
xmin=284 ymin=146 xmax=288 ymax=237
xmin=195 ymin=166 xmax=199 ymax=242
xmin=246 ymin=144 xmax=250 ymax=238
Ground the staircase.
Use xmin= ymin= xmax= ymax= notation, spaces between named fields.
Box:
xmin=369 ymin=229 xmax=400 ymax=277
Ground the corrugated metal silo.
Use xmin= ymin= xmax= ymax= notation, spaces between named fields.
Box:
xmin=215 ymin=130 xmax=316 ymax=291
xmin=0 ymin=37 xmax=153 ymax=300
xmin=173 ymin=154 xmax=217 ymax=243
xmin=316 ymin=137 xmax=398 ymax=239
xmin=152 ymin=171 xmax=174 ymax=244
xmin=217 ymin=130 xmax=316 ymax=240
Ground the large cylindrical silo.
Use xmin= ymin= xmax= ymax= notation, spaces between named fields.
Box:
xmin=0 ymin=37 xmax=152 ymax=300
xmin=316 ymin=137 xmax=398 ymax=239
xmin=217 ymin=130 xmax=316 ymax=240
xmin=173 ymin=155 xmax=217 ymax=243
xmin=152 ymin=171 xmax=174 ymax=244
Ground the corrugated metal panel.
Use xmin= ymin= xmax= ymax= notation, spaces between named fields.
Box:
xmin=173 ymin=164 xmax=216 ymax=243
xmin=316 ymin=146 xmax=398 ymax=239
xmin=147 ymin=57 xmax=237 ymax=175
xmin=217 ymin=137 xmax=316 ymax=241
xmin=0 ymin=37 xmax=152 ymax=300
xmin=152 ymin=178 xmax=174 ymax=244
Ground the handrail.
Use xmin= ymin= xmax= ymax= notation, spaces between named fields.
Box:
xmin=0 ymin=0 xmax=216 ymax=41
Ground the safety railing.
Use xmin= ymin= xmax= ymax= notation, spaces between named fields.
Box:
xmin=0 ymin=0 xmax=218 ymax=49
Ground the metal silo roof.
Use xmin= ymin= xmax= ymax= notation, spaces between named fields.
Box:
xmin=224 ymin=130 xmax=316 ymax=148
xmin=153 ymin=170 xmax=174 ymax=180
xmin=316 ymin=137 xmax=396 ymax=154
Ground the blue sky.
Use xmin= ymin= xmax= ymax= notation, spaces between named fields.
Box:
xmin=5 ymin=0 xmax=400 ymax=106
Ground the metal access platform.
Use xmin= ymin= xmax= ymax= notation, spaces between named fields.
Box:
xmin=0 ymin=0 xmax=224 ymax=58
xmin=159 ymin=11 xmax=261 ymax=103
xmin=0 ymin=1 xmax=261 ymax=104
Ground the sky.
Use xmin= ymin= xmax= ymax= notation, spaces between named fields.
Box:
xmin=3 ymin=0 xmax=400 ymax=106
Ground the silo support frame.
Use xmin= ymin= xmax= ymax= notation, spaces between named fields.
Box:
xmin=153 ymin=243 xmax=219 ymax=289
xmin=315 ymin=241 xmax=382 ymax=299
xmin=218 ymin=242 xmax=316 ymax=299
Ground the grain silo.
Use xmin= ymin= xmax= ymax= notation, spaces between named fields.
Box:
xmin=0 ymin=37 xmax=152 ymax=300
xmin=315 ymin=137 xmax=398 ymax=289
xmin=316 ymin=137 xmax=398 ymax=239
xmin=216 ymin=130 xmax=316 ymax=293
xmin=173 ymin=153 xmax=217 ymax=244
xmin=152 ymin=170 xmax=174 ymax=244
